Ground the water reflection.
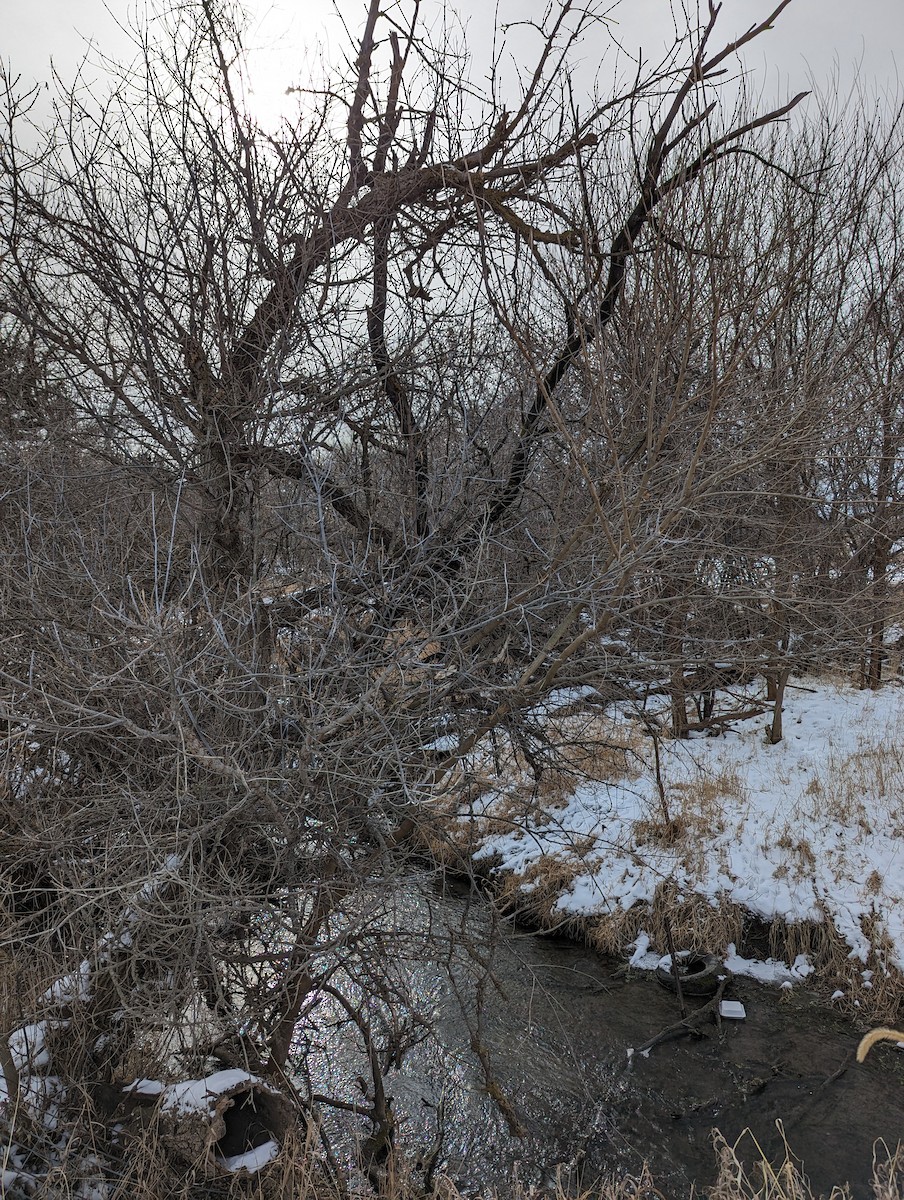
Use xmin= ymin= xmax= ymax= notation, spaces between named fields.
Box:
xmin=278 ymin=874 xmax=904 ymax=1195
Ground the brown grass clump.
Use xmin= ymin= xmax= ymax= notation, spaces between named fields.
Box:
xmin=468 ymin=717 xmax=642 ymax=828
xmin=629 ymin=764 xmax=740 ymax=865
xmin=583 ymin=882 xmax=747 ymax=963
xmin=708 ymin=1126 xmax=852 ymax=1200
xmin=762 ymin=909 xmax=904 ymax=1024
xmin=540 ymin=717 xmax=644 ymax=791
xmin=495 ymin=854 xmax=593 ymax=931
xmin=518 ymin=1133 xmax=904 ymax=1200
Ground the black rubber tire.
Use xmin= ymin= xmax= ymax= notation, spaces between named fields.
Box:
xmin=655 ymin=951 xmax=726 ymax=997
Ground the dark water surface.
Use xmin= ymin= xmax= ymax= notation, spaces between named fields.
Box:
xmin=305 ymin=879 xmax=904 ymax=1196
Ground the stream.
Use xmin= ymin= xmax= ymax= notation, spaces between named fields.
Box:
xmin=299 ymin=875 xmax=904 ymax=1196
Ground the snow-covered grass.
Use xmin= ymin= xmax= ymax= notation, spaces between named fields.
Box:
xmin=454 ymin=678 xmax=904 ymax=1017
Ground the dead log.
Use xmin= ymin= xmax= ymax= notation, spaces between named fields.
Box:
xmin=124 ymin=1069 xmax=295 ymax=1176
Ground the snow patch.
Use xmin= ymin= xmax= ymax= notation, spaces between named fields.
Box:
xmin=160 ymin=1069 xmax=261 ymax=1115
xmin=422 ymin=734 xmax=458 ymax=753
xmin=724 ymin=945 xmax=811 ymax=986
xmin=219 ymin=1139 xmax=279 ymax=1173
xmin=123 ymin=1078 xmax=165 ymax=1097
xmin=466 ymin=680 xmax=904 ymax=975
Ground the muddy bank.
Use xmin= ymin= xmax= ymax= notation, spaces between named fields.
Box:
xmin=429 ymin=927 xmax=904 ymax=1194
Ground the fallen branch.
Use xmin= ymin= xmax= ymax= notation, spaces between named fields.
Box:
xmin=683 ymin=705 xmax=771 ymax=734
xmin=629 ymin=978 xmax=728 ymax=1058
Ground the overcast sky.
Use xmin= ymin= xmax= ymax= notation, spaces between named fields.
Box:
xmin=5 ymin=0 xmax=903 ymax=128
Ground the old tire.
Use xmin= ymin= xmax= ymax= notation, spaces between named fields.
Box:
xmin=655 ymin=951 xmax=726 ymax=997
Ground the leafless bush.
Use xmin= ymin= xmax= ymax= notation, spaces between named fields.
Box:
xmin=1 ymin=0 xmax=902 ymax=1191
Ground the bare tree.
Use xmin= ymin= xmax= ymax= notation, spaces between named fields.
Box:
xmin=0 ymin=0 xmax=847 ymax=1189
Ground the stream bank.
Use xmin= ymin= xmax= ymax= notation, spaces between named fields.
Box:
xmin=307 ymin=876 xmax=904 ymax=1197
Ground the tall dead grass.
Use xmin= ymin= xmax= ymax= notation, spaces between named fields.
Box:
xmin=3 ymin=1120 xmax=902 ymax=1200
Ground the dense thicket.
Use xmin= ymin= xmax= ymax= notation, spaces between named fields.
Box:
xmin=0 ymin=0 xmax=902 ymax=1190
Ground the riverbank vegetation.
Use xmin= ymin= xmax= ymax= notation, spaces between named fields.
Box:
xmin=1 ymin=0 xmax=903 ymax=1192
xmin=4 ymin=1093 xmax=903 ymax=1200
xmin=445 ymin=678 xmax=904 ymax=1022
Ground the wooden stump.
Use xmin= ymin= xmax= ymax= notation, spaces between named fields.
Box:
xmin=127 ymin=1070 xmax=294 ymax=1177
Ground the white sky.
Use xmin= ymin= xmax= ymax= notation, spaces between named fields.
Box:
xmin=5 ymin=0 xmax=903 ymax=130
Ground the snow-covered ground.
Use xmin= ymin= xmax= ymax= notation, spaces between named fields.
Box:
xmin=460 ymin=679 xmax=904 ymax=993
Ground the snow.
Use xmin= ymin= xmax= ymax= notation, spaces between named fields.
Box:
xmin=622 ymin=936 xmax=815 ymax=989
xmin=526 ymin=685 xmax=601 ymax=718
xmin=723 ymin=945 xmax=813 ymax=986
xmin=422 ymin=734 xmax=459 ymax=752
xmin=43 ymin=960 xmax=92 ymax=1005
xmin=465 ymin=679 xmax=904 ymax=978
xmin=9 ymin=1021 xmax=53 ymax=1071
xmin=218 ymin=1139 xmax=280 ymax=1172
xmin=136 ymin=853 xmax=183 ymax=900
xmin=21 ymin=1075 xmax=63 ymax=1128
xmin=159 ymin=1069 xmax=274 ymax=1115
xmin=123 ymin=1078 xmax=164 ymax=1097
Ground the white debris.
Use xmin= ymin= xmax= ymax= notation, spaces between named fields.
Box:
xmin=628 ymin=931 xmax=655 ymax=967
xmin=719 ymin=1000 xmax=746 ymax=1020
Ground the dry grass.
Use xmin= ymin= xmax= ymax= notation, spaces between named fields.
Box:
xmin=492 ymin=853 xmax=595 ymax=932
xmin=537 ymin=716 xmax=644 ymax=795
xmin=808 ymin=735 xmax=904 ymax=832
xmin=709 ymin=1127 xmax=904 ymax=1200
xmin=707 ymin=1127 xmax=850 ymax=1200
xmin=435 ymin=693 xmax=904 ymax=1023
xmin=3 ymin=1119 xmax=902 ymax=1200
xmin=584 ymin=882 xmax=748 ymax=964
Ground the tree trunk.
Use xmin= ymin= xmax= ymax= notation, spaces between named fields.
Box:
xmin=768 ymin=667 xmax=790 ymax=744
xmin=666 ymin=603 xmax=689 ymax=739
xmin=866 ymin=390 xmax=896 ymax=690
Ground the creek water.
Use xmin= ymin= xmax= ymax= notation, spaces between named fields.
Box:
xmin=301 ymin=876 xmax=904 ymax=1196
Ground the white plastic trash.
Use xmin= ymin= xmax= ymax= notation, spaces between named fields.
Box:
xmin=719 ymin=1000 xmax=746 ymax=1020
